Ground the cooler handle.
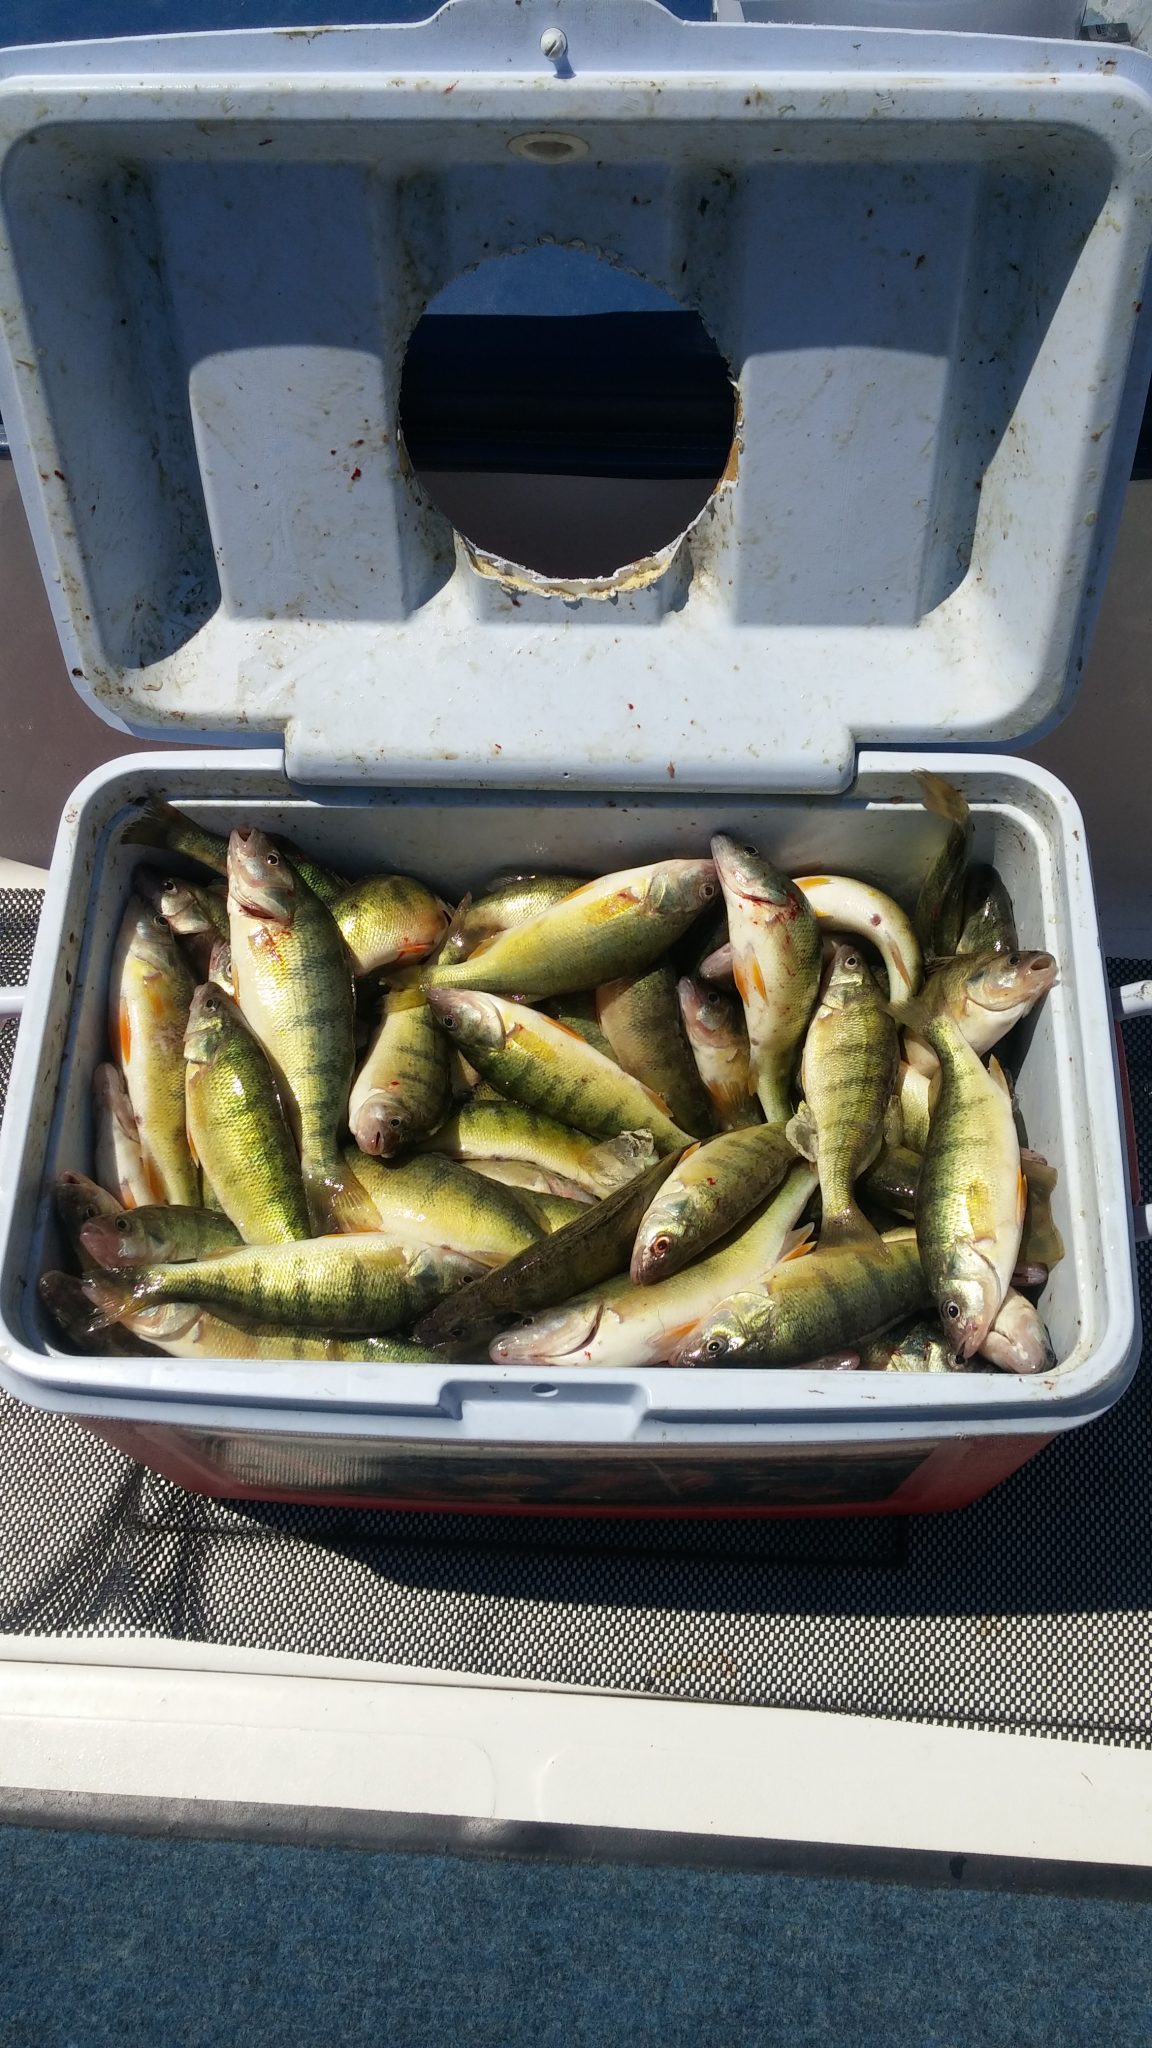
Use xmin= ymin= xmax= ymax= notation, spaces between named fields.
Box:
xmin=1113 ymin=984 xmax=1149 ymax=1241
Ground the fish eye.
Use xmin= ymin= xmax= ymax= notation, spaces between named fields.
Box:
xmin=705 ymin=1336 xmax=728 ymax=1358
xmin=1007 ymin=952 xmax=1021 ymax=967
xmin=945 ymin=1300 xmax=962 ymax=1321
xmin=115 ymin=1216 xmax=131 ymax=1235
xmin=650 ymin=1235 xmax=672 ymax=1257
xmin=162 ymin=878 xmax=179 ymax=892
xmin=700 ymin=880 xmax=718 ymax=902
xmin=388 ymin=1115 xmax=404 ymax=1130
xmin=266 ymin=850 xmax=280 ymax=867
xmin=843 ymin=952 xmax=859 ymax=969
xmin=741 ymin=843 xmax=758 ymax=858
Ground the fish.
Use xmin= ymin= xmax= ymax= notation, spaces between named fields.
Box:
xmin=348 ymin=1150 xmax=542 ymax=1268
xmin=544 ymin=991 xmax=618 ymax=1062
xmin=902 ymin=949 xmax=1058 ymax=1077
xmin=793 ymin=875 xmax=923 ymax=1003
xmin=227 ymin=825 xmax=376 ymax=1232
xmin=39 ymin=1271 xmax=163 ymax=1357
xmin=596 ymin=964 xmax=715 ymax=1138
xmin=858 ymin=1319 xmax=958 ymax=1372
xmin=71 ymin=1278 xmax=458 ymax=1363
xmin=424 ymin=859 xmax=720 ymax=1000
xmin=697 ymin=941 xmax=735 ymax=987
xmin=676 ymin=975 xmax=760 ymax=1130
xmin=183 ymin=983 xmax=311 ymax=1243
xmin=208 ymin=939 xmax=234 ymax=994
xmin=421 ymin=1100 xmax=657 ymax=1198
xmin=959 ymin=864 xmax=1018 ymax=957
xmin=711 ymin=836 xmax=822 ymax=1125
xmin=786 ymin=943 xmax=899 ymax=1248
xmin=908 ymin=1009 xmax=1024 ymax=1360
xmin=53 ymin=1170 xmax=124 ymax=1272
xmin=504 ymin=1188 xmax=590 ymax=1233
xmin=84 ymin=1234 xmax=484 ymax=1336
xmin=92 ymin=1062 xmax=152 ymax=1211
xmin=464 ymin=1158 xmax=595 ymax=1204
xmin=330 ymin=874 xmax=449 ymax=977
xmin=108 ymin=897 xmax=198 ymax=1206
xmin=135 ymin=868 xmax=229 ymax=977
xmin=81 ymin=1203 xmax=242 ymax=1269
xmin=913 ymin=771 xmax=972 ymax=958
xmin=415 ymin=1150 xmax=683 ymax=1347
xmin=442 ymin=873 xmax=586 ymax=962
xmin=979 ymin=1289 xmax=1056 ymax=1375
xmin=124 ymin=800 xmax=347 ymax=905
xmin=1019 ymin=1150 xmax=1065 ymax=1273
xmin=425 ymin=990 xmax=691 ymax=1153
xmin=896 ymin=1061 xmax=932 ymax=1154
xmin=675 ymin=1230 xmax=928 ymax=1368
xmin=859 ymin=1144 xmax=921 ymax=1221
xmin=349 ymin=985 xmax=451 ymax=1158
xmin=489 ymin=1164 xmax=817 ymax=1369
xmin=630 ymin=1124 xmax=796 ymax=1284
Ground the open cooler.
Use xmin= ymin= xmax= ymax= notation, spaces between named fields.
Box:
xmin=0 ymin=0 xmax=1149 ymax=1516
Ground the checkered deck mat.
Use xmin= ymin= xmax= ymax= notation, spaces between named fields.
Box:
xmin=2 ymin=888 xmax=1150 ymax=1746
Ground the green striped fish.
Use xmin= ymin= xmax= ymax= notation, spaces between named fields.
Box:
xmin=184 ymin=984 xmax=310 ymax=1244
xmin=787 ymin=943 xmax=898 ymax=1248
xmin=596 ymin=964 xmax=715 ymax=1139
xmin=349 ymin=985 xmax=451 ymax=1157
xmin=84 ymin=1234 xmax=483 ymax=1336
xmin=425 ymin=990 xmax=690 ymax=1153
xmin=677 ymin=1231 xmax=928 ymax=1367
xmin=227 ymin=826 xmax=376 ymax=1233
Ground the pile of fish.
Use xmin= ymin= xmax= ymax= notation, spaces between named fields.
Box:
xmin=40 ymin=774 xmax=1065 ymax=1376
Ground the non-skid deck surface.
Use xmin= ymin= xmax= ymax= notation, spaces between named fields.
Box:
xmin=2 ymin=887 xmax=1149 ymax=1747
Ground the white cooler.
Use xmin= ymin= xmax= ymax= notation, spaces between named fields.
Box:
xmin=0 ymin=0 xmax=1147 ymax=1517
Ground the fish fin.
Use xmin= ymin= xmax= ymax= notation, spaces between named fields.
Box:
xmin=819 ymin=1203 xmax=883 ymax=1252
xmin=586 ymin=1131 xmax=658 ymax=1194
xmin=778 ymin=1223 xmax=816 ymax=1263
xmin=120 ymin=800 xmax=181 ymax=852
xmin=303 ymin=1161 xmax=380 ymax=1236
xmin=80 ymin=1274 xmax=137 ymax=1333
xmin=914 ymin=769 xmax=970 ymax=831
xmin=1017 ymin=1168 xmax=1028 ymax=1230
xmin=886 ymin=990 xmax=933 ymax=1036
xmin=987 ymin=1055 xmax=1012 ymax=1098
xmin=785 ymin=1103 xmax=818 ymax=1163
xmin=963 ymin=1176 xmax=1004 ymax=1245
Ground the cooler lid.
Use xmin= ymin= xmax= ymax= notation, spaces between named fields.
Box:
xmin=0 ymin=0 xmax=1151 ymax=791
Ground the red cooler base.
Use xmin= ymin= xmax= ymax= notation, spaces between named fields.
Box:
xmin=81 ymin=1419 xmax=1057 ymax=1518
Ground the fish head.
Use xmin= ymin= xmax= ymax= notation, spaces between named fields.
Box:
xmin=710 ymin=835 xmax=795 ymax=913
xmin=674 ymin=1291 xmax=767 ymax=1366
xmin=123 ymin=897 xmax=182 ymax=978
xmin=979 ymin=1293 xmax=1055 ymax=1375
xmin=489 ymin=1299 xmax=603 ymax=1364
xmin=183 ymin=982 xmax=236 ymax=1065
xmin=425 ymin=987 xmax=507 ymax=1055
xmin=227 ymin=826 xmax=298 ymax=923
xmin=54 ymin=1171 xmax=121 ymax=1252
xmin=158 ymin=877 xmax=217 ymax=937
xmin=822 ymin=941 xmax=876 ymax=1003
xmin=208 ymin=939 xmax=234 ymax=994
xmin=92 ymin=1062 xmax=137 ymax=1135
xmin=81 ymin=1208 xmax=168 ymax=1268
xmin=351 ymin=1093 xmax=421 ymax=1159
xmin=677 ymin=975 xmax=736 ymax=1044
xmin=630 ymin=1197 xmax=691 ymax=1284
xmin=934 ymin=1243 xmax=1002 ymax=1360
xmin=966 ymin=950 xmax=1058 ymax=1014
xmin=646 ymin=859 xmax=721 ymax=919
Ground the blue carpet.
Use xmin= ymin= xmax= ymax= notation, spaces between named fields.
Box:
xmin=2 ymin=1826 xmax=1151 ymax=2047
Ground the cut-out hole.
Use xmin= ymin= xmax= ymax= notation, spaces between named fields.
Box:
xmin=398 ymin=247 xmax=736 ymax=583
xmin=531 ymin=1382 xmax=560 ymax=1398
xmin=508 ymin=133 xmax=589 ymax=163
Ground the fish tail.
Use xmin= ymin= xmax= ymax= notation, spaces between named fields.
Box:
xmin=818 ymin=1202 xmax=882 ymax=1252
xmin=121 ymin=800 xmax=179 ymax=851
xmin=303 ymin=1158 xmax=380 ymax=1235
xmin=914 ymin=770 xmax=970 ymax=832
xmin=81 ymin=1274 xmax=140 ymax=1333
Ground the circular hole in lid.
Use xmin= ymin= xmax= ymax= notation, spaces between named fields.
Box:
xmin=531 ymin=1382 xmax=560 ymax=1398
xmin=398 ymin=246 xmax=737 ymax=584
xmin=508 ymin=132 xmax=589 ymax=163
